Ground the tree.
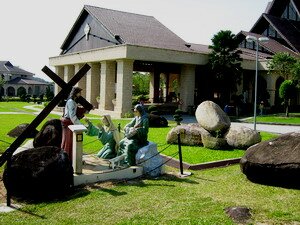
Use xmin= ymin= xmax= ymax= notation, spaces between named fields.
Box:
xmin=45 ymin=85 xmax=54 ymax=101
xmin=208 ymin=30 xmax=242 ymax=103
xmin=267 ymin=52 xmax=297 ymax=80
xmin=279 ymin=80 xmax=298 ymax=117
xmin=132 ymin=72 xmax=150 ymax=96
xmin=292 ymin=59 xmax=300 ymax=83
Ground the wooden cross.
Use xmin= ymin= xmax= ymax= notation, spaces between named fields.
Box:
xmin=0 ymin=64 xmax=93 ymax=167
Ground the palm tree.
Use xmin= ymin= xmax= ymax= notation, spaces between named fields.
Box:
xmin=208 ymin=30 xmax=242 ymax=104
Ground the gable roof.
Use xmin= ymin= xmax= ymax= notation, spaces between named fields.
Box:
xmin=237 ymin=31 xmax=298 ymax=57
xmin=241 ymin=0 xmax=300 ymax=56
xmin=7 ymin=77 xmax=48 ymax=85
xmin=61 ymin=5 xmax=193 ymax=54
xmin=0 ymin=61 xmax=34 ymax=76
xmin=262 ymin=14 xmax=300 ymax=53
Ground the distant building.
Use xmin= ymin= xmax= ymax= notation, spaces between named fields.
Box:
xmin=49 ymin=0 xmax=299 ymax=117
xmin=0 ymin=61 xmax=51 ymax=97
xmin=235 ymin=0 xmax=300 ymax=108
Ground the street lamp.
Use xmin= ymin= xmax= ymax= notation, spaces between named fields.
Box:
xmin=245 ymin=35 xmax=269 ymax=131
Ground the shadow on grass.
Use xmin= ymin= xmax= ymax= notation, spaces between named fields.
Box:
xmin=4 ymin=187 xmax=90 ymax=220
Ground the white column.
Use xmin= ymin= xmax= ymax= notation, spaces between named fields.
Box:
xmin=74 ymin=64 xmax=86 ymax=98
xmin=99 ymin=61 xmax=115 ymax=111
xmin=180 ymin=64 xmax=195 ymax=111
xmin=149 ymin=72 xmax=154 ymax=103
xmin=86 ymin=63 xmax=101 ymax=107
xmin=68 ymin=124 xmax=87 ymax=174
xmin=64 ymin=65 xmax=74 ymax=83
xmin=115 ymin=59 xmax=134 ymax=117
xmin=265 ymin=71 xmax=277 ymax=107
xmin=54 ymin=66 xmax=64 ymax=96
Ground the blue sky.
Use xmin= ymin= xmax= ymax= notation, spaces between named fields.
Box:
xmin=0 ymin=0 xmax=270 ymax=81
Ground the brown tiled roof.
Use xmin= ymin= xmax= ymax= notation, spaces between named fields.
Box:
xmin=189 ymin=44 xmax=210 ymax=54
xmin=84 ymin=5 xmax=193 ymax=52
xmin=238 ymin=48 xmax=273 ymax=60
xmin=238 ymin=31 xmax=299 ymax=57
xmin=263 ymin=14 xmax=300 ymax=53
xmin=0 ymin=61 xmax=34 ymax=76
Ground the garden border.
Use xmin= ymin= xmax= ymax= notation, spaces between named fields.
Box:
xmin=161 ymin=155 xmax=241 ymax=170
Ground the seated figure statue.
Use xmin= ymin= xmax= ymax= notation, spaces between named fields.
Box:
xmin=85 ymin=115 xmax=122 ymax=159
xmin=118 ymin=104 xmax=149 ymax=166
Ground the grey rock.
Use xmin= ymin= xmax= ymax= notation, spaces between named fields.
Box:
xmin=225 ymin=125 xmax=261 ymax=149
xmin=195 ymin=101 xmax=231 ymax=132
xmin=201 ymin=133 xmax=228 ymax=150
xmin=166 ymin=123 xmax=209 ymax=146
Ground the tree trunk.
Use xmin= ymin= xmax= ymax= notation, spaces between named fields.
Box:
xmin=285 ymin=99 xmax=290 ymax=117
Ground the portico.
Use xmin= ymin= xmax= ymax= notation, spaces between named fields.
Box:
xmin=50 ymin=44 xmax=205 ymax=117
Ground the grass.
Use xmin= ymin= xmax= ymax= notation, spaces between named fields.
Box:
xmin=0 ymin=165 xmax=299 ymax=224
xmin=0 ymin=104 xmax=279 ymax=165
xmin=0 ymin=103 xmax=299 ymax=224
xmin=242 ymin=113 xmax=300 ymax=125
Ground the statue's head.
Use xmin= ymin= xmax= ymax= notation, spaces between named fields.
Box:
xmin=134 ymin=104 xmax=145 ymax=116
xmin=69 ymin=87 xmax=82 ymax=99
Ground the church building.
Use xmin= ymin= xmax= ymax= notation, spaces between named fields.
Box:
xmin=49 ymin=0 xmax=299 ymax=117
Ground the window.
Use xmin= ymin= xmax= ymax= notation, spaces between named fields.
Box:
xmin=246 ymin=41 xmax=254 ymax=50
xmin=269 ymin=25 xmax=276 ymax=38
xmin=281 ymin=2 xmax=299 ymax=21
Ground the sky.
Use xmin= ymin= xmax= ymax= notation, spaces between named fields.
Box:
xmin=0 ymin=0 xmax=271 ymax=81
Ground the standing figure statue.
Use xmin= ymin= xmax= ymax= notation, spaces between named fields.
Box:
xmin=61 ymin=87 xmax=86 ymax=161
xmin=118 ymin=104 xmax=149 ymax=166
xmin=85 ymin=115 xmax=122 ymax=159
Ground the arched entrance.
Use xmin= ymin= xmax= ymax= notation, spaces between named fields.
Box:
xmin=0 ymin=87 xmax=4 ymax=97
xmin=17 ymin=87 xmax=27 ymax=97
xmin=7 ymin=86 xmax=15 ymax=96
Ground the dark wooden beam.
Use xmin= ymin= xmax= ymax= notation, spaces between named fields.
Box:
xmin=0 ymin=64 xmax=91 ymax=167
xmin=42 ymin=66 xmax=93 ymax=111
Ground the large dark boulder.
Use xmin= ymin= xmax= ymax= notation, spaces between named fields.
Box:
xmin=7 ymin=123 xmax=38 ymax=138
xmin=240 ymin=132 xmax=300 ymax=188
xmin=33 ymin=119 xmax=62 ymax=148
xmin=3 ymin=146 xmax=73 ymax=200
xmin=148 ymin=114 xmax=168 ymax=127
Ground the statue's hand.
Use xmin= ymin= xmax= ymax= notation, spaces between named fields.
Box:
xmin=126 ymin=127 xmax=137 ymax=139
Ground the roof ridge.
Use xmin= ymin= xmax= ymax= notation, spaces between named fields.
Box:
xmin=84 ymin=5 xmax=154 ymax=19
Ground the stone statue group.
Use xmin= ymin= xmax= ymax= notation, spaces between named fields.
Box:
xmin=84 ymin=104 xmax=149 ymax=166
xmin=61 ymin=86 xmax=150 ymax=167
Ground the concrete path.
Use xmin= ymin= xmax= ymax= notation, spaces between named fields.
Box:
xmin=0 ymin=105 xmax=299 ymax=134
xmin=163 ymin=115 xmax=300 ymax=134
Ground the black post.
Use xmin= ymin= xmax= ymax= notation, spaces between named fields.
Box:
xmin=177 ymin=132 xmax=183 ymax=175
xmin=6 ymin=154 xmax=11 ymax=207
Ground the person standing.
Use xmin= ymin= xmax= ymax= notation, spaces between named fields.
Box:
xmin=61 ymin=87 xmax=84 ymax=161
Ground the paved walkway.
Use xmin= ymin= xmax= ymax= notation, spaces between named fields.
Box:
xmin=1 ymin=105 xmax=299 ymax=134
xmin=163 ymin=115 xmax=300 ymax=134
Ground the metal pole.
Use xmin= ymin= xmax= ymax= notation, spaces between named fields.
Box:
xmin=6 ymin=154 xmax=11 ymax=207
xmin=254 ymin=41 xmax=259 ymax=131
xmin=177 ymin=132 xmax=183 ymax=175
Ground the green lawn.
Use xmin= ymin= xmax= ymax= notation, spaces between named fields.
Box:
xmin=0 ymin=103 xmax=299 ymax=224
xmin=0 ymin=103 xmax=279 ymax=165
xmin=243 ymin=113 xmax=300 ymax=125
xmin=0 ymin=165 xmax=299 ymax=224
